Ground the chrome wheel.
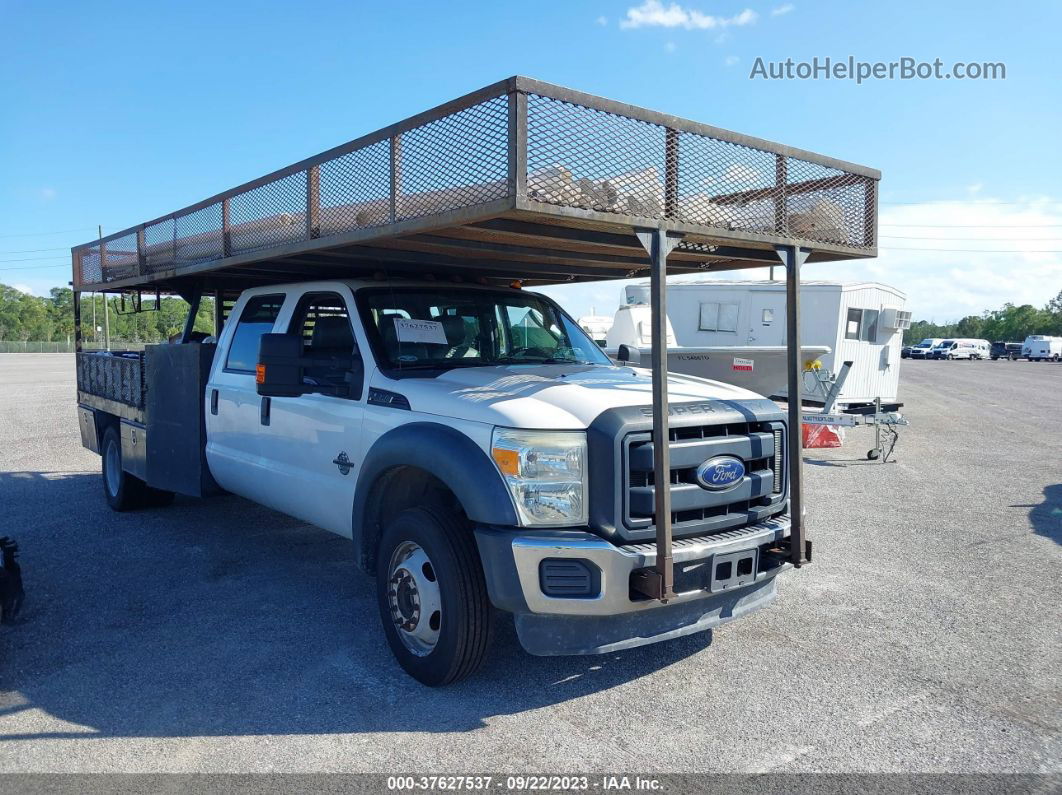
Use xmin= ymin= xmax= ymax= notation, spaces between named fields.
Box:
xmin=104 ymin=438 xmax=121 ymax=498
xmin=386 ymin=541 xmax=442 ymax=656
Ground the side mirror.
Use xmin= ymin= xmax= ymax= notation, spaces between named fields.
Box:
xmin=256 ymin=333 xmax=363 ymax=399
xmin=616 ymin=344 xmax=640 ymax=366
xmin=256 ymin=333 xmax=307 ymax=397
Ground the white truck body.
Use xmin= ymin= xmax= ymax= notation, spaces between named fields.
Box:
xmin=77 ymin=278 xmax=794 ymax=682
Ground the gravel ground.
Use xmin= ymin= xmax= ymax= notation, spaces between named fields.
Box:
xmin=0 ymin=354 xmax=1058 ymax=773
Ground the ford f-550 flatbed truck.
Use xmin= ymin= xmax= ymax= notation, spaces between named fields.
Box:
xmin=70 ymin=77 xmax=880 ymax=685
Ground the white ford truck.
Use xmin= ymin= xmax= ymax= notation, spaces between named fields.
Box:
xmin=77 ymin=279 xmax=791 ymax=684
xmin=70 ymin=76 xmax=879 ymax=684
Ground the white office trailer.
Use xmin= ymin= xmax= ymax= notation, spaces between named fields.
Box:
xmin=608 ymin=280 xmax=910 ymax=406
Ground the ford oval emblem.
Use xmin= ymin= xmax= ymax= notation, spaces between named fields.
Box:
xmin=695 ymin=456 xmax=745 ymax=491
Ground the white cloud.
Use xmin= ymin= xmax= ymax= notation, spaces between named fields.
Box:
xmin=596 ymin=15 xmax=608 ymax=26
xmin=771 ymin=3 xmax=795 ymax=16
xmin=664 ymin=41 xmax=678 ymax=53
xmin=11 ymin=283 xmax=33 ymax=295
xmin=536 ymin=197 xmax=1062 ymax=323
xmin=966 ymin=182 xmax=983 ymax=194
xmin=620 ymin=1 xmax=758 ymax=30
xmin=724 ymin=55 xmax=740 ymax=66
xmin=39 ymin=187 xmax=57 ymax=200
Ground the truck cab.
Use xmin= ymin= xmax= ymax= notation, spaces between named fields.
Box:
xmin=81 ymin=279 xmax=793 ymax=685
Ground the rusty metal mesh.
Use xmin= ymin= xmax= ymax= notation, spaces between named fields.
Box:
xmin=526 ymin=93 xmax=876 ymax=249
xmin=175 ymin=202 xmax=224 ymax=264
xmin=318 ymin=139 xmax=391 ymax=233
xmin=102 ymin=231 xmax=139 ymax=282
xmin=80 ymin=245 xmax=102 ymax=284
xmin=395 ymin=94 xmax=509 ymax=221
xmin=229 ymin=171 xmax=308 ymax=255
xmin=144 ymin=218 xmax=175 ymax=274
xmin=527 ymin=94 xmax=667 ymax=220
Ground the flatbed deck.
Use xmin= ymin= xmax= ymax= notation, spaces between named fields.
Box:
xmin=71 ymin=76 xmax=878 ymax=294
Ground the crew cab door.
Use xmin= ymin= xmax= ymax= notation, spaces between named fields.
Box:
xmin=205 ymin=291 xmax=288 ymax=508
xmin=258 ymin=289 xmax=366 ymax=535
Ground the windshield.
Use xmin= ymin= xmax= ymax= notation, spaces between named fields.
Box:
xmin=357 ymin=287 xmax=613 ymax=372
xmin=915 ymin=342 xmax=933 ymax=348
xmin=935 ymin=341 xmax=954 ymax=348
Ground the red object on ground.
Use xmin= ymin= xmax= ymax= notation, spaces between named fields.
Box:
xmin=802 ymin=423 xmax=844 ymax=449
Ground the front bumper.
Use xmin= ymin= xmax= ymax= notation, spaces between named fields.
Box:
xmin=474 ymin=514 xmax=792 ymax=655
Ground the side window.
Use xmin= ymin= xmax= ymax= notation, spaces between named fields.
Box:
xmin=845 ymin=308 xmax=862 ymax=340
xmin=761 ymin=308 xmax=774 ymax=325
xmin=290 ymin=292 xmax=357 ymax=355
xmin=289 ymin=292 xmax=358 ymax=389
xmin=699 ymin=302 xmax=739 ymax=332
xmin=225 ymin=294 xmax=284 ymax=372
xmin=861 ymin=309 xmax=879 ymax=342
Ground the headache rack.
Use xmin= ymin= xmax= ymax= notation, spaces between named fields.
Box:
xmin=70 ymin=75 xmax=880 ymax=600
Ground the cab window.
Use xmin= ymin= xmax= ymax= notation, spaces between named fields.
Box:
xmin=288 ymin=292 xmax=358 ymax=389
xmin=225 ymin=294 xmax=284 ymax=373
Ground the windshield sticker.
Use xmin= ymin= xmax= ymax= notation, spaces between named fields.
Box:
xmin=394 ymin=318 xmax=448 ymax=345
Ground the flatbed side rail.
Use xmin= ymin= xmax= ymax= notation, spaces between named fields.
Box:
xmin=76 ymin=351 xmax=145 ymax=410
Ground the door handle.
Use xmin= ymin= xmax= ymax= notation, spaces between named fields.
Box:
xmin=260 ymin=396 xmax=271 ymax=426
xmin=210 ymin=389 xmax=219 ymax=415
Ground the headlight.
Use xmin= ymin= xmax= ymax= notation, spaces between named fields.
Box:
xmin=491 ymin=429 xmax=588 ymax=527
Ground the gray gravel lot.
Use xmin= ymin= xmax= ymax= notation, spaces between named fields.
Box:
xmin=0 ymin=353 xmax=1059 ymax=773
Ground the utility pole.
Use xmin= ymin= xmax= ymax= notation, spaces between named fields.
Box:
xmin=99 ymin=225 xmax=110 ymax=351
xmin=91 ymin=292 xmax=96 ymax=345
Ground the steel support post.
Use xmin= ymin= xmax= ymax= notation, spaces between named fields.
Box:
xmin=774 ymin=244 xmax=812 ymax=566
xmin=179 ymin=289 xmax=203 ymax=344
xmin=635 ymin=227 xmax=684 ymax=601
xmin=73 ymin=291 xmax=82 ymax=353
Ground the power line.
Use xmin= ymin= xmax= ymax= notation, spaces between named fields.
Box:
xmin=0 ymin=255 xmax=69 ymax=264
xmin=0 ymin=227 xmax=97 ymax=239
xmin=0 ymin=246 xmax=70 ymax=255
xmin=0 ymin=263 xmax=69 ymax=272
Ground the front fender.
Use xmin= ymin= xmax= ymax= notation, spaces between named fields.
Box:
xmin=351 ymin=422 xmax=518 ymax=570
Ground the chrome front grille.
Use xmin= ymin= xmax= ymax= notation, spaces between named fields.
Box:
xmin=622 ymin=420 xmax=786 ymax=539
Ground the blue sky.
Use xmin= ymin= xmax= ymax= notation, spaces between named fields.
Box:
xmin=1 ymin=0 xmax=1059 ymax=321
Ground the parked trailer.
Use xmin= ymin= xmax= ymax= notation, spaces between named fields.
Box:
xmin=69 ymin=76 xmax=879 ymax=685
xmin=607 ymin=280 xmax=908 ymax=406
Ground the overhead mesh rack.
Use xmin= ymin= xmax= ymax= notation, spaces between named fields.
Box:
xmin=71 ymin=76 xmax=878 ymax=292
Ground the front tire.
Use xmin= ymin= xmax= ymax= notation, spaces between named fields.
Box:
xmin=376 ymin=506 xmax=492 ymax=686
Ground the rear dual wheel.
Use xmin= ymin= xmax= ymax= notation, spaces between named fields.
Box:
xmin=101 ymin=426 xmax=174 ymax=512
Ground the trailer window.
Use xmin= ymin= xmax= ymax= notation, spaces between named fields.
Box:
xmin=225 ymin=294 xmax=284 ymax=373
xmin=845 ymin=308 xmax=862 ymax=340
xmin=861 ymin=309 xmax=879 ymax=342
xmin=699 ymin=302 xmax=739 ymax=332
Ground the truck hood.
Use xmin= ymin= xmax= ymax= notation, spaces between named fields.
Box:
xmin=381 ymin=364 xmax=768 ymax=429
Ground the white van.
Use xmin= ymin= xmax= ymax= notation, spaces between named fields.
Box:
xmin=931 ymin=338 xmax=990 ymax=360
xmin=908 ymin=338 xmax=942 ymax=359
xmin=1022 ymin=335 xmax=1062 ymax=361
